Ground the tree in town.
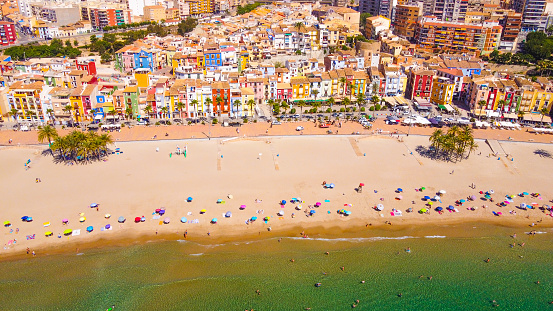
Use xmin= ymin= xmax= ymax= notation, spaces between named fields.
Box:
xmin=144 ymin=104 xmax=153 ymax=119
xmin=477 ymin=100 xmax=487 ymax=120
xmin=176 ymin=102 xmax=186 ymax=119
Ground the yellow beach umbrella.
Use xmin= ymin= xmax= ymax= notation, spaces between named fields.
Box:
xmin=105 ymin=214 xmax=111 ymax=219
xmin=45 ymin=231 xmax=53 ymax=237
xmin=200 ymin=209 xmax=206 ymax=214
xmin=79 ymin=217 xmax=86 ymax=222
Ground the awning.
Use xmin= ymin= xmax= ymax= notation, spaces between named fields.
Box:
xmin=523 ymin=113 xmax=552 ymax=123
xmin=443 ymin=104 xmax=453 ymax=112
xmin=94 ymin=115 xmax=102 ymax=120
xmin=502 ymin=112 xmax=517 ymax=119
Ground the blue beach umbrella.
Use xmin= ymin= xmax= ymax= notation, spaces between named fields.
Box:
xmin=448 ymin=205 xmax=455 ymax=210
xmin=211 ymin=218 xmax=218 ymax=223
xmin=21 ymin=216 xmax=29 ymax=221
xmin=187 ymin=197 xmax=193 ymax=202
xmin=345 ymin=211 xmax=351 ymax=215
xmin=118 ymin=216 xmax=125 ymax=223
xmin=310 ymin=210 xmax=316 ymax=214
xmin=460 ymin=199 xmax=466 ymax=203
xmin=225 ymin=211 xmax=232 ymax=218
xmin=90 ymin=203 xmax=98 ymax=208
xmin=181 ymin=217 xmax=187 ymax=223
xmin=424 ymin=196 xmax=431 ymax=200
xmin=251 ymin=216 xmax=257 ymax=221
xmin=281 ymin=200 xmax=287 ymax=205
xmin=397 ymin=188 xmax=403 ymax=192
xmin=522 ymin=192 xmax=529 ymax=196
xmin=436 ymin=206 xmax=443 ymax=211
xmin=26 ymin=217 xmax=33 ymax=222
xmin=86 ymin=226 xmax=93 ymax=232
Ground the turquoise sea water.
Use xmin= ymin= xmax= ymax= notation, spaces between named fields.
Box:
xmin=0 ymin=223 xmax=552 ymax=311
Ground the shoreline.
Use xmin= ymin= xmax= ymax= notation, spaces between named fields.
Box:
xmin=2 ymin=216 xmax=550 ymax=262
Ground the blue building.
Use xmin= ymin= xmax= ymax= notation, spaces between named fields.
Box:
xmin=133 ymin=49 xmax=154 ymax=72
xmin=204 ymin=50 xmax=222 ymax=71
xmin=442 ymin=59 xmax=481 ymax=77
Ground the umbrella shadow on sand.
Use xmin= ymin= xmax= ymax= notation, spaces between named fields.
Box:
xmin=534 ymin=149 xmax=553 ymax=159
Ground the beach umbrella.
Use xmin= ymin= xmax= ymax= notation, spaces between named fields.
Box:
xmin=21 ymin=216 xmax=29 ymax=221
xmin=460 ymin=199 xmax=466 ymax=203
xmin=79 ymin=217 xmax=86 ymax=222
xmin=489 ymin=190 xmax=495 ymax=194
xmin=345 ymin=211 xmax=351 ymax=216
xmin=420 ymin=187 xmax=426 ymax=191
xmin=420 ymin=208 xmax=427 ymax=213
xmin=434 ymin=196 xmax=441 ymax=201
xmin=396 ymin=195 xmax=403 ymax=200
xmin=26 ymin=217 xmax=33 ymax=222
xmin=225 ymin=211 xmax=232 ymax=218
xmin=522 ymin=192 xmax=529 ymax=196
xmin=211 ymin=218 xmax=217 ymax=223
xmin=118 ymin=216 xmax=125 ymax=223
xmin=296 ymin=204 xmax=303 ymax=210
xmin=484 ymin=195 xmax=491 ymax=199
xmin=531 ymin=202 xmax=539 ymax=207
xmin=503 ymin=201 xmax=511 ymax=204
xmin=228 ymin=194 xmax=233 ymax=199
xmin=86 ymin=226 xmax=93 ymax=232
xmin=448 ymin=205 xmax=455 ymax=210
xmin=164 ymin=217 xmax=170 ymax=224
xmin=329 ymin=183 xmax=335 ymax=188
xmin=427 ymin=201 xmax=434 ymax=206
xmin=159 ymin=209 xmax=165 ymax=216
xmin=45 ymin=231 xmax=52 ymax=237
xmin=436 ymin=206 xmax=443 ymax=211
xmin=217 ymin=199 xmax=223 ymax=203
xmin=181 ymin=217 xmax=187 ymax=223
xmin=134 ymin=217 xmax=141 ymax=223
xmin=281 ymin=200 xmax=287 ymax=205
xmin=200 ymin=209 xmax=206 ymax=214
xmin=359 ymin=183 xmax=365 ymax=187
xmin=470 ymin=195 xmax=477 ymax=201
xmin=376 ymin=204 xmax=384 ymax=211
xmin=315 ymin=202 xmax=321 ymax=206
xmin=3 ymin=221 xmax=10 ymax=227
xmin=264 ymin=216 xmax=270 ymax=221
xmin=277 ymin=210 xmax=284 ymax=216
xmin=105 ymin=214 xmax=111 ymax=219
xmin=520 ymin=203 xmax=527 ymax=208
xmin=141 ymin=216 xmax=146 ymax=222
xmin=155 ymin=209 xmax=161 ymax=213
xmin=424 ymin=196 xmax=431 ymax=200
xmin=187 ymin=197 xmax=193 ymax=202
xmin=251 ymin=216 xmax=258 ymax=221
xmin=62 ymin=218 xmax=69 ymax=223
xmin=90 ymin=203 xmax=98 ymax=208
xmin=397 ymin=188 xmax=403 ymax=192
xmin=63 ymin=229 xmax=72 ymax=235
xmin=239 ymin=205 xmax=246 ymax=210
xmin=439 ymin=190 xmax=446 ymax=194
xmin=105 ymin=224 xmax=111 ymax=229
xmin=310 ymin=210 xmax=316 ymax=214
xmin=344 ymin=203 xmax=353 ymax=207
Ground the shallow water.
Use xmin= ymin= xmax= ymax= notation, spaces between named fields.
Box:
xmin=1 ymin=223 xmax=552 ymax=310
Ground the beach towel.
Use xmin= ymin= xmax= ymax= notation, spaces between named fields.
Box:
xmin=153 ymin=215 xmax=160 ymax=220
xmin=72 ymin=230 xmax=80 ymax=236
xmin=43 ymin=222 xmax=50 ymax=227
xmin=26 ymin=234 xmax=36 ymax=240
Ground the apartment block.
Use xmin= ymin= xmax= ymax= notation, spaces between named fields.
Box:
xmin=499 ymin=11 xmax=522 ymax=50
xmin=511 ymin=0 xmax=547 ymax=31
xmin=144 ymin=5 xmax=165 ymax=22
xmin=394 ymin=4 xmax=421 ymax=42
xmin=0 ymin=21 xmax=16 ymax=46
xmin=83 ymin=4 xmax=132 ymax=30
xmin=415 ymin=17 xmax=502 ymax=54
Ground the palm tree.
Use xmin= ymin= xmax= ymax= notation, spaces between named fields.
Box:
xmin=9 ymin=108 xmax=20 ymax=124
xmin=176 ymin=102 xmax=186 ymax=119
xmin=233 ymin=100 xmax=241 ymax=117
xmin=339 ymin=77 xmax=347 ymax=97
xmin=372 ymin=82 xmax=379 ymax=96
xmin=294 ymin=22 xmax=305 ymax=51
xmin=370 ymin=95 xmax=379 ymax=118
xmin=540 ymin=106 xmax=550 ymax=125
xmin=327 ymin=97 xmax=335 ymax=112
xmin=280 ymin=101 xmax=289 ymax=115
xmin=429 ymin=129 xmax=443 ymax=153
xmin=37 ymin=125 xmax=58 ymax=149
xmin=46 ymin=108 xmax=54 ymax=124
xmin=160 ymin=106 xmax=168 ymax=119
xmin=144 ymin=104 xmax=153 ymax=119
xmin=63 ymin=105 xmax=73 ymax=123
xmin=342 ymin=97 xmax=350 ymax=113
xmin=215 ymin=96 xmax=223 ymax=116
xmin=356 ymin=94 xmax=365 ymax=115
xmin=497 ymin=99 xmax=506 ymax=113
xmin=477 ymin=100 xmax=487 ymax=121
xmin=190 ymin=99 xmax=199 ymax=119
xmin=204 ymin=97 xmax=212 ymax=117
xmin=347 ymin=81 xmax=354 ymax=101
xmin=272 ymin=100 xmax=280 ymax=116
xmin=312 ymin=89 xmax=319 ymax=102
xmin=517 ymin=110 xmax=525 ymax=121
xmin=107 ymin=110 xmax=117 ymax=123
xmin=125 ymin=106 xmax=134 ymax=120
xmin=297 ymin=100 xmax=306 ymax=119
xmin=247 ymin=99 xmax=255 ymax=117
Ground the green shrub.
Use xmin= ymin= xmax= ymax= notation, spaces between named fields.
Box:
xmin=120 ymin=123 xmax=125 ymax=128
xmin=326 ymin=108 xmax=331 ymax=113
xmin=340 ymin=108 xmax=345 ymax=112
xmin=188 ymin=121 xmax=192 ymax=125
xmin=360 ymin=107 xmax=366 ymax=112
xmin=212 ymin=118 xmax=218 ymax=124
xmin=166 ymin=120 xmax=171 ymax=125
xmin=253 ymin=119 xmax=257 ymax=123
xmin=375 ymin=104 xmax=381 ymax=110
xmin=290 ymin=108 xmax=296 ymax=114
xmin=369 ymin=106 xmax=375 ymax=111
xmin=352 ymin=107 xmax=357 ymax=112
xmin=155 ymin=121 xmax=160 ymax=126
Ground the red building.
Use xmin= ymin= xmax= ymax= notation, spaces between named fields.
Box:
xmin=405 ymin=69 xmax=434 ymax=100
xmin=211 ymin=81 xmax=230 ymax=116
xmin=88 ymin=8 xmax=131 ymax=30
xmin=0 ymin=21 xmax=17 ymax=46
xmin=75 ymin=59 xmax=97 ymax=76
xmin=276 ymin=83 xmax=292 ymax=101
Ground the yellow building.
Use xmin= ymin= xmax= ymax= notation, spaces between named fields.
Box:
xmin=430 ymin=77 xmax=454 ymax=107
xmin=144 ymin=5 xmax=166 ymax=22
xmin=134 ymin=69 xmax=150 ymax=88
xmin=185 ymin=0 xmax=212 ymax=15
xmin=7 ymin=81 xmax=44 ymax=121
xmin=291 ymin=77 xmax=310 ymax=100
xmin=352 ymin=72 xmax=367 ymax=96
xmin=240 ymin=87 xmax=255 ymax=117
xmin=69 ymin=86 xmax=84 ymax=122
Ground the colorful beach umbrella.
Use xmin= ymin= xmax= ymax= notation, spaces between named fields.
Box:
xmin=359 ymin=183 xmax=365 ymax=187
xmin=105 ymin=214 xmax=111 ymax=219
xmin=251 ymin=216 xmax=257 ymax=221
xmin=118 ymin=216 xmax=125 ymax=223
xmin=211 ymin=218 xmax=217 ymax=223
xmin=376 ymin=204 xmax=384 ymax=211
xmin=520 ymin=203 xmax=527 ymax=208
xmin=79 ymin=217 xmax=86 ymax=222
xmin=315 ymin=202 xmax=321 ymax=206
xmin=187 ymin=197 xmax=193 ymax=202
xmin=281 ymin=200 xmax=287 ymax=205
xmin=105 ymin=224 xmax=111 ymax=229
xmin=63 ymin=229 xmax=72 ymax=235
xmin=460 ymin=199 xmax=466 ymax=203
xmin=424 ymin=196 xmax=431 ymax=200
xmin=45 ymin=231 xmax=53 ymax=237
xmin=296 ymin=205 xmax=303 ymax=210
xmin=155 ymin=209 xmax=161 ymax=213
xmin=86 ymin=226 xmax=93 ymax=232
xmin=448 ymin=205 xmax=455 ymax=210
xmin=159 ymin=209 xmax=165 ymax=216
xmin=21 ymin=216 xmax=29 ymax=221
xmin=200 ymin=209 xmax=206 ymax=214
xmin=436 ymin=206 xmax=443 ymax=211
xmin=62 ymin=218 xmax=69 ymax=223
xmin=181 ymin=217 xmax=187 ymax=223
xmin=310 ymin=210 xmax=316 ymax=214
xmin=397 ymin=188 xmax=403 ymax=192
xmin=470 ymin=195 xmax=477 ymax=201
xmin=3 ymin=221 xmax=10 ymax=226
xmin=163 ymin=217 xmax=170 ymax=224
xmin=239 ymin=205 xmax=246 ymax=210
xmin=135 ymin=217 xmax=141 ymax=223
xmin=420 ymin=208 xmax=427 ymax=213
xmin=522 ymin=192 xmax=529 ymax=196
xmin=225 ymin=211 xmax=232 ymax=217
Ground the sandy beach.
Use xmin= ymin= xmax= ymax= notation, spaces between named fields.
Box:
xmin=1 ymin=133 xmax=552 ymax=259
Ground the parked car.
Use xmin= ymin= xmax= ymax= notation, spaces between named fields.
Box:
xmin=271 ymin=120 xmax=281 ymax=125
xmin=296 ymin=126 xmax=304 ymax=131
xmin=137 ymin=120 xmax=149 ymax=125
xmin=457 ymin=117 xmax=471 ymax=125
xmin=319 ymin=123 xmax=330 ymax=128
